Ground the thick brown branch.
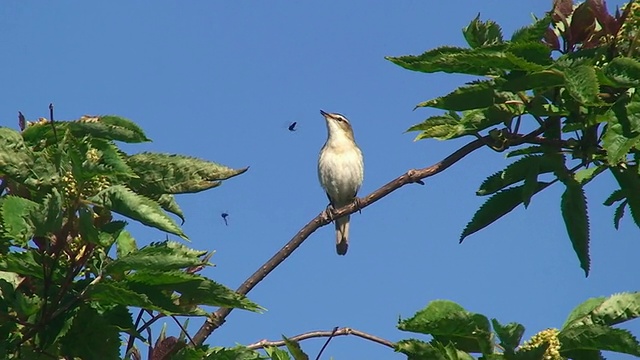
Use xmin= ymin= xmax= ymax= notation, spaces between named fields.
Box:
xmin=246 ymin=327 xmax=395 ymax=350
xmin=192 ymin=129 xmax=549 ymax=346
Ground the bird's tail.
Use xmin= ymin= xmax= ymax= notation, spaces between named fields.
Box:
xmin=335 ymin=215 xmax=350 ymax=255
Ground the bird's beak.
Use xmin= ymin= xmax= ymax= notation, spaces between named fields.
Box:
xmin=320 ymin=110 xmax=329 ymax=118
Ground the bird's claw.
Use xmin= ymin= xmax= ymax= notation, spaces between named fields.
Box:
xmin=323 ymin=204 xmax=337 ymax=223
xmin=353 ymin=197 xmax=363 ymax=214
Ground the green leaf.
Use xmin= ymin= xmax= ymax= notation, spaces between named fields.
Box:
xmin=491 ymin=319 xmax=525 ymax=354
xmin=105 ymin=241 xmax=206 ymax=274
xmin=115 ymin=229 xmax=137 ymax=258
xmin=126 ymin=271 xmax=263 ymax=312
xmin=0 ymin=196 xmax=39 ymax=246
xmin=559 ymin=325 xmax=640 ymax=356
xmin=0 ymin=127 xmax=35 ymax=183
xmin=603 ymin=189 xmax=625 ymax=206
xmin=282 ymin=336 xmax=309 ymax=360
xmin=127 ymin=152 xmax=248 ymax=195
xmin=395 ymin=339 xmax=474 ymax=360
xmin=89 ymin=138 xmax=137 ymax=177
xmin=89 ymin=185 xmax=187 ymax=239
xmin=407 ymin=114 xmax=464 ymax=141
xmin=461 ymin=183 xmax=549 ymax=242
xmin=87 ymin=282 xmax=156 ymax=309
xmin=614 ymin=200 xmax=627 ymax=229
xmin=156 ymin=194 xmax=185 ymax=224
xmin=563 ymin=292 xmax=640 ymax=329
xmin=510 ymin=16 xmax=552 ymax=43
xmin=204 ymin=346 xmax=265 ymax=360
xmin=563 ymin=296 xmax=607 ymax=329
xmin=574 ymin=165 xmax=605 ymax=185
xmin=398 ymin=300 xmax=493 ymax=354
xmin=462 ymin=14 xmax=503 ymax=48
xmin=603 ymin=101 xmax=640 ymax=165
xmin=610 ymin=166 xmax=640 ymax=229
xmin=501 ymin=70 xmax=565 ymax=92
xmin=416 ymin=81 xmax=496 ymax=111
xmin=477 ymin=155 xmax=558 ymax=196
xmin=602 ymin=57 xmax=640 ymax=87
xmin=0 ymin=251 xmax=45 ymax=279
xmin=386 ymin=45 xmax=545 ymax=76
xmin=563 ymin=65 xmax=601 ymax=106
xmin=560 ymin=178 xmax=590 ymax=276
xmin=60 ymin=305 xmax=121 ymax=359
xmin=69 ymin=115 xmax=151 ymax=143
xmin=264 ymin=347 xmax=291 ymax=360
xmin=506 ymin=146 xmax=545 ymax=158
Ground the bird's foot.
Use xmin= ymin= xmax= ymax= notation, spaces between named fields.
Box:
xmin=353 ymin=197 xmax=363 ymax=214
xmin=322 ymin=204 xmax=337 ymax=223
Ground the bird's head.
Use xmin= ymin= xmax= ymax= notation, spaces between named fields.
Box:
xmin=320 ymin=110 xmax=355 ymax=142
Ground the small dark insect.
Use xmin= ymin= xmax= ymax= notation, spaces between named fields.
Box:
xmin=221 ymin=212 xmax=229 ymax=226
xmin=288 ymin=122 xmax=297 ymax=132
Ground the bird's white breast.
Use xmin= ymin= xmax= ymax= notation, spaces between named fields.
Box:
xmin=318 ymin=137 xmax=364 ymax=206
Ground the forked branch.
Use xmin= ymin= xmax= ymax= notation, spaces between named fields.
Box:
xmin=246 ymin=327 xmax=395 ymax=350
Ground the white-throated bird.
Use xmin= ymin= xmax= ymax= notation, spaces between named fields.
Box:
xmin=318 ymin=110 xmax=364 ymax=255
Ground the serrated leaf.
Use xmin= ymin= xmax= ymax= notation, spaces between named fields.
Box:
xmin=603 ymin=100 xmax=640 ymax=164
xmin=69 ymin=116 xmax=150 ymax=143
xmin=156 ymin=194 xmax=185 ymax=224
xmin=386 ymin=45 xmax=545 ymax=76
xmin=574 ymin=165 xmax=605 ymax=185
xmin=477 ymin=155 xmax=558 ymax=196
xmin=506 ymin=146 xmax=545 ymax=158
xmin=564 ymin=65 xmax=601 ymax=105
xmin=461 ymin=183 xmax=549 ymax=242
xmin=491 ymin=319 xmax=525 ymax=354
xmin=463 ymin=14 xmax=503 ymax=48
xmin=87 ymin=282 xmax=155 ymax=309
xmin=501 ymin=70 xmax=565 ymax=92
xmin=510 ymin=16 xmax=552 ymax=43
xmin=614 ymin=200 xmax=627 ymax=229
xmin=264 ymin=347 xmax=291 ymax=360
xmin=603 ymin=189 xmax=625 ymax=206
xmin=560 ymin=179 xmax=590 ymax=276
xmin=559 ymin=325 xmax=640 ymax=356
xmin=0 ymin=127 xmax=35 ymax=183
xmin=60 ymin=305 xmax=121 ymax=359
xmin=90 ymin=138 xmax=137 ymax=177
xmin=0 ymin=251 xmax=44 ymax=279
xmin=105 ymin=241 xmax=206 ymax=274
xmin=407 ymin=114 xmax=464 ymax=141
xmin=416 ymin=81 xmax=496 ymax=111
xmin=564 ymin=292 xmax=640 ymax=329
xmin=398 ymin=300 xmax=493 ymax=354
xmin=126 ymin=271 xmax=263 ymax=312
xmin=89 ymin=185 xmax=187 ymax=239
xmin=610 ymin=166 xmax=640 ymax=229
xmin=127 ymin=153 xmax=248 ymax=195
xmin=395 ymin=339 xmax=474 ymax=360
xmin=203 ymin=346 xmax=265 ymax=360
xmin=282 ymin=336 xmax=309 ymax=360
xmin=115 ymin=229 xmax=137 ymax=258
xmin=1 ymin=196 xmax=39 ymax=246
xmin=603 ymin=57 xmax=640 ymax=87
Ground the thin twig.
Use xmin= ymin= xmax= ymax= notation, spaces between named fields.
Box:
xmin=315 ymin=326 xmax=338 ymax=360
xmin=170 ymin=315 xmax=195 ymax=346
xmin=49 ymin=103 xmax=58 ymax=142
xmin=192 ymin=129 xmax=548 ymax=346
xmin=246 ymin=327 xmax=395 ymax=351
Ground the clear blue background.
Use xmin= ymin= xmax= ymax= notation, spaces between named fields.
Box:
xmin=1 ymin=1 xmax=638 ymax=359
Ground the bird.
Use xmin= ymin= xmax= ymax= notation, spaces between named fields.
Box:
xmin=317 ymin=110 xmax=364 ymax=255
xmin=288 ymin=121 xmax=298 ymax=132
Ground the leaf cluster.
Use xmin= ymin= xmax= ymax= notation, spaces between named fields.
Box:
xmin=396 ymin=293 xmax=640 ymax=360
xmin=0 ymin=114 xmax=254 ymax=358
xmin=387 ymin=0 xmax=640 ymax=276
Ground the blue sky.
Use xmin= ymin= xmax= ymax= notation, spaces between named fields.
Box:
xmin=1 ymin=1 xmax=638 ymax=359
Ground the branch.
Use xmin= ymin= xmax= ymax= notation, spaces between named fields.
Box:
xmin=246 ymin=327 xmax=395 ymax=350
xmin=192 ymin=128 xmax=547 ymax=346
